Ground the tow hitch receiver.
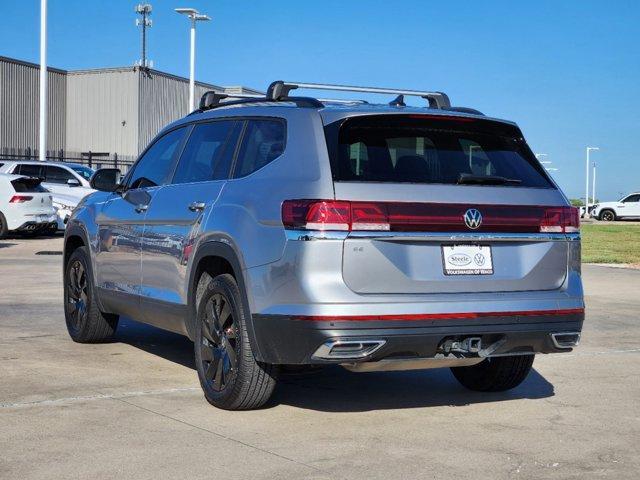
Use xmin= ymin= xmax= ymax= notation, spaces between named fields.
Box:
xmin=442 ymin=337 xmax=483 ymax=354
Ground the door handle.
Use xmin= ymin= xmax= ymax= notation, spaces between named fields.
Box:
xmin=135 ymin=204 xmax=148 ymax=213
xmin=188 ymin=201 xmax=206 ymax=212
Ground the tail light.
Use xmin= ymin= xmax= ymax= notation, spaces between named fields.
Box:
xmin=9 ymin=195 xmax=33 ymax=203
xmin=282 ymin=201 xmax=580 ymax=234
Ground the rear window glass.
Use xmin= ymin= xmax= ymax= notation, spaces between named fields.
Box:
xmin=325 ymin=115 xmax=553 ymax=188
xmin=12 ymin=178 xmax=47 ymax=192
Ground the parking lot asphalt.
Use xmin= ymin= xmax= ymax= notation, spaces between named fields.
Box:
xmin=1 ymin=236 xmax=639 ymax=480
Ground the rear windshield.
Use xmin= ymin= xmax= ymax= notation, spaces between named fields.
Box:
xmin=324 ymin=115 xmax=553 ymax=188
xmin=11 ymin=177 xmax=47 ymax=193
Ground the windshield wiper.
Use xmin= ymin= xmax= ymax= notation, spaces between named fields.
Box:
xmin=457 ymin=174 xmax=522 ymax=185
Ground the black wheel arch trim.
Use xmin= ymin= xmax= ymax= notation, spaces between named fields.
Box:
xmin=63 ymin=224 xmax=110 ymax=314
xmin=187 ymin=241 xmax=264 ymax=361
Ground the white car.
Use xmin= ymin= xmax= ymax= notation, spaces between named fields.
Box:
xmin=0 ymin=174 xmax=57 ymax=238
xmin=591 ymin=192 xmax=640 ymax=221
xmin=0 ymin=161 xmax=96 ymax=229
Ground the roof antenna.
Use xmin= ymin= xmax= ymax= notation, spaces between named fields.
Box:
xmin=389 ymin=94 xmax=405 ymax=107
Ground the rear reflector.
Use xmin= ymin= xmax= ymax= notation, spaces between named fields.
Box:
xmin=9 ymin=195 xmax=33 ymax=203
xmin=282 ymin=200 xmax=580 ymax=233
xmin=292 ymin=308 xmax=585 ymax=322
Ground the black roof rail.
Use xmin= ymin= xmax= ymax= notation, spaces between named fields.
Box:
xmin=195 ymin=90 xmax=323 ymax=114
xmin=267 ymin=80 xmax=452 ymax=109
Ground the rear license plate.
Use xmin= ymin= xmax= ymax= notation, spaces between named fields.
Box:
xmin=442 ymin=244 xmax=493 ymax=275
xmin=37 ymin=215 xmax=48 ymax=222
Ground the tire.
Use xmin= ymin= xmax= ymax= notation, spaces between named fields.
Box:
xmin=599 ymin=209 xmax=616 ymax=222
xmin=451 ymin=355 xmax=534 ymax=392
xmin=64 ymin=246 xmax=119 ymax=343
xmin=0 ymin=212 xmax=8 ymax=239
xmin=194 ymin=273 xmax=278 ymax=410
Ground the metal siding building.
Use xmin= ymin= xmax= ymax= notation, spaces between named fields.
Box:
xmin=0 ymin=56 xmax=66 ymax=156
xmin=0 ymin=56 xmax=260 ymax=163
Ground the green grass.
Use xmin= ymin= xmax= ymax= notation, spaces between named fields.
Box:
xmin=581 ymin=223 xmax=640 ymax=264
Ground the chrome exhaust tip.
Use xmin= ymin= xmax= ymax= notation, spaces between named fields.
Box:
xmin=312 ymin=339 xmax=386 ymax=360
xmin=551 ymin=332 xmax=581 ymax=349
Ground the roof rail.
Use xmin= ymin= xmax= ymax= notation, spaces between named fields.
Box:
xmin=267 ymin=81 xmax=451 ymax=109
xmin=197 ymin=90 xmax=323 ymax=113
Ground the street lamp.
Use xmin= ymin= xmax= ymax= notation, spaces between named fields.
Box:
xmin=586 ymin=147 xmax=599 ymax=207
xmin=175 ymin=7 xmax=211 ymax=111
xmin=39 ymin=0 xmax=47 ymax=161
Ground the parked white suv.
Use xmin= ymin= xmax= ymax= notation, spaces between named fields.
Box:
xmin=0 ymin=174 xmax=57 ymax=238
xmin=0 ymin=161 xmax=96 ymax=229
xmin=591 ymin=193 xmax=640 ymax=221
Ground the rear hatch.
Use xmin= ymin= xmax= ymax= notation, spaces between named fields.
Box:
xmin=322 ymin=113 xmax=576 ymax=294
xmin=9 ymin=176 xmax=54 ymax=216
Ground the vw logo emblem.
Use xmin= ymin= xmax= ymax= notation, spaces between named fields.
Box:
xmin=463 ymin=208 xmax=482 ymax=229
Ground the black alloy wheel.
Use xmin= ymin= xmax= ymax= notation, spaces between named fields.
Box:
xmin=198 ymin=293 xmax=238 ymax=392
xmin=66 ymin=259 xmax=89 ymax=330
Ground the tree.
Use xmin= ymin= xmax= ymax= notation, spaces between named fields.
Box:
xmin=569 ymin=199 xmax=584 ymax=207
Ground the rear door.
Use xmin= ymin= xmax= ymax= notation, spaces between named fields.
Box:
xmin=324 ymin=114 xmax=573 ymax=294
xmin=140 ymin=120 xmax=242 ymax=332
xmin=620 ymin=194 xmax=640 ymax=217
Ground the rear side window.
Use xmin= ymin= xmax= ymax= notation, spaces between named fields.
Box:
xmin=11 ymin=178 xmax=47 ymax=192
xmin=172 ymin=121 xmax=242 ymax=184
xmin=325 ymin=115 xmax=553 ymax=188
xmin=44 ymin=166 xmax=76 ymax=184
xmin=233 ymin=119 xmax=285 ymax=178
xmin=15 ymin=164 xmax=43 ymax=178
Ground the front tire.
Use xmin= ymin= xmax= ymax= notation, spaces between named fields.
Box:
xmin=64 ymin=247 xmax=119 ymax=342
xmin=599 ymin=209 xmax=616 ymax=222
xmin=194 ymin=273 xmax=278 ymax=410
xmin=451 ymin=355 xmax=534 ymax=392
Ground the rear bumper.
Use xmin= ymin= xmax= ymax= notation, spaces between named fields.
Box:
xmin=251 ymin=310 xmax=584 ymax=364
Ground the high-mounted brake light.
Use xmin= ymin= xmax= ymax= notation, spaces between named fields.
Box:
xmin=9 ymin=195 xmax=33 ymax=203
xmin=282 ymin=201 xmax=580 ymax=234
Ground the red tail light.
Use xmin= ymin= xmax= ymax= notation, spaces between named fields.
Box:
xmin=9 ymin=195 xmax=33 ymax=203
xmin=282 ymin=201 xmax=580 ymax=233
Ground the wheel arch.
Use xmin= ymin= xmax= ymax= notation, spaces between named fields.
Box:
xmin=187 ymin=241 xmax=264 ymax=360
xmin=599 ymin=208 xmax=617 ymax=221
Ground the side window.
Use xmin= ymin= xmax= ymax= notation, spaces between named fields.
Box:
xmin=44 ymin=166 xmax=76 ymax=184
xmin=15 ymin=164 xmax=43 ymax=178
xmin=128 ymin=127 xmax=187 ymax=189
xmin=623 ymin=194 xmax=640 ymax=203
xmin=172 ymin=121 xmax=241 ymax=184
xmin=234 ymin=119 xmax=285 ymax=178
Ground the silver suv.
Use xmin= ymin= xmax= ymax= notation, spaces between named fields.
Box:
xmin=63 ymin=81 xmax=584 ymax=410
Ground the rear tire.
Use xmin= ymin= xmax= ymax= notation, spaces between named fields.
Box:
xmin=194 ymin=273 xmax=278 ymax=410
xmin=64 ymin=246 xmax=119 ymax=343
xmin=451 ymin=355 xmax=534 ymax=392
xmin=599 ymin=209 xmax=616 ymax=222
xmin=0 ymin=212 xmax=8 ymax=239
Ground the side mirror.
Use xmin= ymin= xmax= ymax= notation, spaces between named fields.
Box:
xmin=66 ymin=178 xmax=81 ymax=187
xmin=90 ymin=168 xmax=122 ymax=192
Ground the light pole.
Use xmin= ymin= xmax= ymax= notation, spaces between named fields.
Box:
xmin=175 ymin=8 xmax=211 ymax=112
xmin=592 ymin=161 xmax=597 ymax=204
xmin=586 ymin=147 xmax=599 ymax=207
xmin=39 ymin=0 xmax=47 ymax=161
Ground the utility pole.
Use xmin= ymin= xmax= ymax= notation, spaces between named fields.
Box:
xmin=135 ymin=4 xmax=153 ymax=68
xmin=39 ymin=0 xmax=47 ymax=161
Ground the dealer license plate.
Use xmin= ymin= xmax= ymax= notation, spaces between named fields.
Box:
xmin=442 ymin=244 xmax=493 ymax=275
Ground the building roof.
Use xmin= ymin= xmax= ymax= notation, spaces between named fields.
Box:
xmin=0 ymin=55 xmax=261 ymax=95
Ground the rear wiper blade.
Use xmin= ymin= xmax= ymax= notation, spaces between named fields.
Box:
xmin=457 ymin=174 xmax=522 ymax=185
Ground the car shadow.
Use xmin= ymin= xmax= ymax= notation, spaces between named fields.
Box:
xmin=0 ymin=242 xmax=17 ymax=249
xmin=115 ymin=317 xmax=555 ymax=412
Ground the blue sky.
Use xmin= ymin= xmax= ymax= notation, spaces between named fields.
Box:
xmin=1 ymin=0 xmax=638 ymax=200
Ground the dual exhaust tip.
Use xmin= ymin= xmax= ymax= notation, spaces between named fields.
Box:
xmin=313 ymin=332 xmax=582 ymax=361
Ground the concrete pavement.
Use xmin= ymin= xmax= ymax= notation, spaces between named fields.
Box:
xmin=1 ymin=236 xmax=638 ymax=479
